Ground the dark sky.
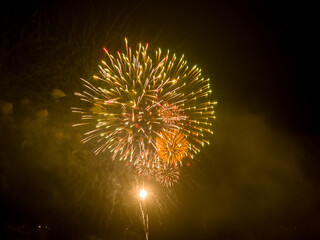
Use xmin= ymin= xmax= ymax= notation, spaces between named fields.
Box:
xmin=1 ymin=0 xmax=319 ymax=239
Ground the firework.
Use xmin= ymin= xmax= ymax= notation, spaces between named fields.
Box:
xmin=73 ymin=38 xmax=216 ymax=185
xmin=134 ymin=150 xmax=158 ymax=180
xmin=155 ymin=161 xmax=180 ymax=188
xmin=156 ymin=130 xmax=189 ymax=165
xmin=158 ymin=102 xmax=186 ymax=124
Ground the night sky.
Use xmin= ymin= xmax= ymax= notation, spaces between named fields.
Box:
xmin=1 ymin=0 xmax=319 ymax=239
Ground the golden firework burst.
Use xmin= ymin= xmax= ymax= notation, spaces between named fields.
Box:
xmin=156 ymin=130 xmax=189 ymax=165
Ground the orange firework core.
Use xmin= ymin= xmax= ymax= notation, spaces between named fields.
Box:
xmin=156 ymin=130 xmax=189 ymax=165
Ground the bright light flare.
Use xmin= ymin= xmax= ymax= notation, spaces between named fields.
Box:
xmin=139 ymin=188 xmax=147 ymax=200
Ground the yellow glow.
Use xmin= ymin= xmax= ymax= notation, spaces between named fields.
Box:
xmin=139 ymin=188 xmax=147 ymax=200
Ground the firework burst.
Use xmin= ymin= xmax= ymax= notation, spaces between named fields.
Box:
xmin=155 ymin=161 xmax=181 ymax=188
xmin=156 ymin=130 xmax=189 ymax=165
xmin=134 ymin=150 xmax=158 ymax=180
xmin=73 ymin=38 xmax=216 ymax=186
